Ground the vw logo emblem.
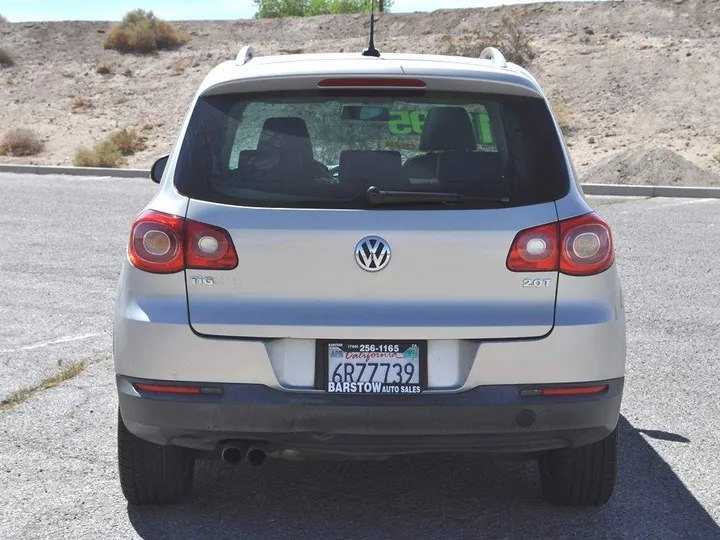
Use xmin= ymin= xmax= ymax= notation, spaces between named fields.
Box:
xmin=355 ymin=236 xmax=390 ymax=272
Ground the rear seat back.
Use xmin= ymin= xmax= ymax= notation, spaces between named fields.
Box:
xmin=339 ymin=150 xmax=405 ymax=185
xmin=437 ymin=151 xmax=505 ymax=186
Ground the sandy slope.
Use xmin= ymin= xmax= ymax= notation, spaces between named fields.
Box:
xmin=0 ymin=0 xmax=719 ymax=183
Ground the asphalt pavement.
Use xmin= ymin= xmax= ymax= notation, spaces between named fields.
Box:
xmin=0 ymin=173 xmax=718 ymax=539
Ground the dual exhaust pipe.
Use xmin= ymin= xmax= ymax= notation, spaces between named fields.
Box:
xmin=220 ymin=444 xmax=267 ymax=467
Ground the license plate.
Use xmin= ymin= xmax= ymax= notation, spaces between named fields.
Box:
xmin=325 ymin=341 xmax=426 ymax=395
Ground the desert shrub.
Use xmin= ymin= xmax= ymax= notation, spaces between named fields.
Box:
xmin=0 ymin=48 xmax=14 ymax=67
xmin=0 ymin=128 xmax=44 ymax=156
xmin=440 ymin=8 xmax=535 ymax=67
xmin=95 ymin=61 xmax=113 ymax=74
xmin=123 ymin=65 xmax=133 ymax=77
xmin=109 ymin=129 xmax=147 ymax=156
xmin=168 ymin=59 xmax=186 ymax=75
xmin=254 ymin=0 xmax=393 ymax=18
xmin=549 ymin=90 xmax=576 ymax=134
xmin=104 ymin=10 xmax=189 ymax=54
xmin=72 ymin=97 xmax=92 ymax=111
xmin=73 ymin=140 xmax=127 ymax=167
xmin=0 ymin=14 xmax=7 ymax=23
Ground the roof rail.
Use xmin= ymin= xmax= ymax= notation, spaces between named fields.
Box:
xmin=236 ymin=45 xmax=254 ymax=66
xmin=479 ymin=47 xmax=507 ymax=68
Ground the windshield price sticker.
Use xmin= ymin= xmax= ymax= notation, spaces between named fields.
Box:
xmin=326 ymin=342 xmax=424 ymax=395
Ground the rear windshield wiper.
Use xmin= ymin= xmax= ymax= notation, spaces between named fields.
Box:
xmin=365 ymin=186 xmax=510 ymax=205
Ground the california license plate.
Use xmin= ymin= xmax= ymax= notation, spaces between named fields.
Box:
xmin=325 ymin=341 xmax=426 ymax=395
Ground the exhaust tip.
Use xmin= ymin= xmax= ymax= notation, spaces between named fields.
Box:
xmin=247 ymin=448 xmax=267 ymax=467
xmin=221 ymin=445 xmax=243 ymax=464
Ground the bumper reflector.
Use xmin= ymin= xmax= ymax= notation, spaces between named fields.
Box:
xmin=135 ymin=383 xmax=203 ymax=395
xmin=520 ymin=385 xmax=609 ymax=397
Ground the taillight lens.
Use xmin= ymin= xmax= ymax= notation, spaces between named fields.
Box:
xmin=507 ymin=212 xmax=614 ymax=276
xmin=559 ymin=213 xmax=614 ymax=276
xmin=128 ymin=210 xmax=237 ymax=273
xmin=505 ymin=222 xmax=559 ymax=272
xmin=128 ymin=210 xmax=184 ymax=273
xmin=186 ymin=219 xmax=238 ymax=270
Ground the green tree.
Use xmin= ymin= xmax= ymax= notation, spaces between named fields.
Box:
xmin=253 ymin=0 xmax=392 ymax=18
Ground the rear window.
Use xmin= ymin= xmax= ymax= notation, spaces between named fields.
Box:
xmin=175 ymin=91 xmax=569 ymax=209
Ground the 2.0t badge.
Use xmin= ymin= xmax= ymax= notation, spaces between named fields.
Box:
xmin=355 ymin=236 xmax=390 ymax=272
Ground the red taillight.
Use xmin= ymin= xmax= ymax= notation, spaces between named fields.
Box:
xmin=128 ymin=210 xmax=184 ymax=274
xmin=507 ymin=212 xmax=614 ymax=276
xmin=559 ymin=213 xmax=614 ymax=276
xmin=128 ymin=210 xmax=238 ymax=274
xmin=318 ymin=77 xmax=427 ymax=88
xmin=186 ymin=219 xmax=238 ymax=270
xmin=505 ymin=222 xmax=559 ymax=272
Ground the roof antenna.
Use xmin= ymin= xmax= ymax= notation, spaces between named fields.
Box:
xmin=362 ymin=0 xmax=380 ymax=57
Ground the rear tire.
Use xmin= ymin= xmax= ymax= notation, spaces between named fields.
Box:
xmin=118 ymin=409 xmax=195 ymax=505
xmin=538 ymin=426 xmax=618 ymax=506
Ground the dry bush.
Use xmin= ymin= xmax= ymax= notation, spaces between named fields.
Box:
xmin=0 ymin=128 xmax=44 ymax=157
xmin=168 ymin=59 xmax=186 ymax=75
xmin=104 ymin=10 xmax=189 ymax=54
xmin=123 ymin=65 xmax=133 ymax=77
xmin=549 ymin=90 xmax=576 ymax=135
xmin=440 ymin=8 xmax=535 ymax=67
xmin=72 ymin=97 xmax=93 ymax=112
xmin=0 ymin=48 xmax=14 ymax=67
xmin=73 ymin=140 xmax=126 ymax=167
xmin=0 ymin=14 xmax=7 ymax=23
xmin=109 ymin=129 xmax=147 ymax=156
xmin=95 ymin=61 xmax=113 ymax=74
xmin=487 ymin=9 xmax=535 ymax=66
xmin=141 ymin=123 xmax=154 ymax=131
xmin=113 ymin=97 xmax=130 ymax=105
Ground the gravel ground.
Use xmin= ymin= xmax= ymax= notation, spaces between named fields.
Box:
xmin=0 ymin=174 xmax=718 ymax=539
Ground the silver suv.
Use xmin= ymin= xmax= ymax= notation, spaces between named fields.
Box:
xmin=115 ymin=45 xmax=625 ymax=506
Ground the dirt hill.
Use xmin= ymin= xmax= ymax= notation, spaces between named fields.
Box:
xmin=1 ymin=0 xmax=719 ymax=184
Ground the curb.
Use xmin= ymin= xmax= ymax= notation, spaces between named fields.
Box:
xmin=0 ymin=164 xmax=148 ymax=179
xmin=580 ymin=183 xmax=720 ymax=198
xmin=2 ymin=165 xmax=720 ymax=198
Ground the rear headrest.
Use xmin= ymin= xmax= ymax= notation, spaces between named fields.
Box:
xmin=437 ymin=151 xmax=504 ymax=185
xmin=419 ymin=107 xmax=477 ymax=152
xmin=339 ymin=150 xmax=403 ymax=184
xmin=238 ymin=148 xmax=304 ymax=183
xmin=256 ymin=117 xmax=314 ymax=162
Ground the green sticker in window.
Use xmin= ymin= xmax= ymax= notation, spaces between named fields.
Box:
xmin=387 ymin=109 xmax=494 ymax=144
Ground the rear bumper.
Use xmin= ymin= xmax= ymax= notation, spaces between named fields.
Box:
xmin=117 ymin=376 xmax=623 ymax=455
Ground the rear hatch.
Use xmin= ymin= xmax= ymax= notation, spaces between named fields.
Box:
xmin=175 ymin=87 xmax=568 ymax=340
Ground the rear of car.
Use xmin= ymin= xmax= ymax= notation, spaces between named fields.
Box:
xmin=114 ymin=50 xmax=625 ymax=507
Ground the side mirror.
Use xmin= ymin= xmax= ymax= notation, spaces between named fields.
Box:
xmin=150 ymin=155 xmax=169 ymax=184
